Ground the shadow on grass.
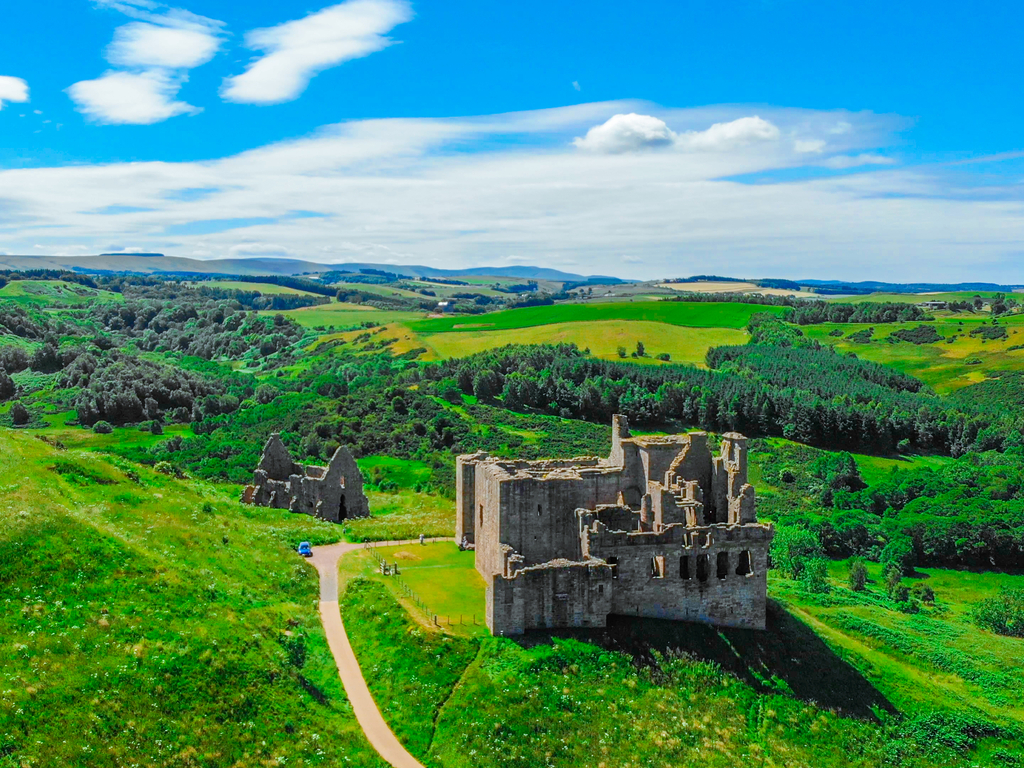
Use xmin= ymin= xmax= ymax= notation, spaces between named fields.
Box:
xmin=516 ymin=598 xmax=895 ymax=721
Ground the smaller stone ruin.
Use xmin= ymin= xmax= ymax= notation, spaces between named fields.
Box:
xmin=241 ymin=434 xmax=370 ymax=523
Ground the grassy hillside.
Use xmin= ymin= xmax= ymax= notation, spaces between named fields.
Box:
xmin=0 ymin=279 xmax=124 ymax=307
xmin=198 ymin=280 xmax=323 ymax=296
xmin=0 ymin=429 xmax=382 ymax=768
xmin=340 ymin=569 xmax=1024 ymax=768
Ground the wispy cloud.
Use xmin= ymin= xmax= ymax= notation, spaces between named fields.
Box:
xmin=222 ymin=0 xmax=413 ymax=105
xmin=67 ymin=1 xmax=223 ymax=124
xmin=0 ymin=103 xmax=1019 ymax=281
xmin=0 ymin=76 xmax=29 ymax=109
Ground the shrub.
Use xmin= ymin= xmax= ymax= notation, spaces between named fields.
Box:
xmin=616 ymin=346 xmax=626 ymax=358
xmin=10 ymin=400 xmax=29 ymax=425
xmin=889 ymin=325 xmax=943 ymax=344
xmin=93 ymin=421 xmax=113 ymax=434
xmin=0 ymin=368 xmax=14 ymax=401
xmin=848 ymin=558 xmax=868 ymax=592
xmin=801 ymin=558 xmax=831 ymax=593
xmin=656 ymin=353 xmax=671 ymax=361
xmin=973 ymin=588 xmax=1024 ymax=637
xmin=910 ymin=582 xmax=935 ymax=605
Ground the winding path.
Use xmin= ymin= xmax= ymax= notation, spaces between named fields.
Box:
xmin=308 ymin=540 xmax=426 ymax=768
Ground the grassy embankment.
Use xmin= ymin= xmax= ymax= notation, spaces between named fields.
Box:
xmin=340 ymin=553 xmax=1024 ymax=768
xmin=0 ymin=429 xmax=384 ymax=768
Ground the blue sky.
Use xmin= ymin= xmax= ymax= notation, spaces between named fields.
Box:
xmin=0 ymin=0 xmax=1022 ymax=280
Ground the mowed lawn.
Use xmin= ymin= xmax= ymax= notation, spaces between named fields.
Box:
xmin=408 ymin=300 xmax=788 ymax=334
xmin=420 ymin=320 xmax=747 ymax=365
xmin=337 ymin=542 xmax=487 ymax=636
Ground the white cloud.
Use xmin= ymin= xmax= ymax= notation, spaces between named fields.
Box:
xmin=574 ymin=113 xmax=677 ymax=153
xmin=574 ymin=113 xmax=782 ymax=154
xmin=67 ymin=2 xmax=222 ymax=124
xmin=572 ymin=81 xmax=581 ymax=92
xmin=222 ymin=0 xmax=413 ymax=105
xmin=107 ymin=21 xmax=221 ymax=69
xmin=622 ymin=255 xmax=643 ymax=264
xmin=0 ymin=103 xmax=1018 ymax=282
xmin=822 ymin=153 xmax=896 ymax=169
xmin=66 ymin=71 xmax=199 ymax=124
xmin=677 ymin=116 xmax=781 ymax=151
xmin=0 ymin=76 xmax=29 ymax=109
xmin=794 ymin=139 xmax=826 ymax=154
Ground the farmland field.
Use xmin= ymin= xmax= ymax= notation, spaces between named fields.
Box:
xmin=0 ymin=279 xmax=124 ymax=306
xmin=264 ymin=301 xmax=424 ymax=328
xmin=197 ymin=279 xmax=322 ymax=296
xmin=829 ymin=291 xmax=1007 ymax=304
xmin=420 ymin=320 xmax=746 ymax=365
xmin=409 ymin=300 xmax=789 ymax=334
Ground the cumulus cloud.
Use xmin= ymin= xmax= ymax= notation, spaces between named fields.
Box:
xmin=677 ymin=116 xmax=781 ymax=151
xmin=574 ymin=113 xmax=782 ymax=154
xmin=573 ymin=113 xmax=677 ymax=153
xmin=222 ymin=0 xmax=413 ymax=105
xmin=67 ymin=71 xmax=199 ymax=125
xmin=0 ymin=76 xmax=29 ymax=109
xmin=107 ymin=21 xmax=221 ymax=69
xmin=67 ymin=2 xmax=222 ymax=124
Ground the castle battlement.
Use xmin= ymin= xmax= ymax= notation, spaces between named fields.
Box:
xmin=457 ymin=416 xmax=774 ymax=636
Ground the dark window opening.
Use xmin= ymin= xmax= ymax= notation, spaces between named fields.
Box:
xmin=651 ymin=555 xmax=665 ymax=579
xmin=339 ymin=494 xmax=347 ymax=520
xmin=537 ymin=504 xmax=542 ymax=516
xmin=607 ymin=556 xmax=619 ymax=578
xmin=598 ymin=584 xmax=604 ymax=595
xmin=680 ymin=555 xmax=691 ymax=580
xmin=479 ymin=504 xmax=483 ymax=527
xmin=736 ymin=550 xmax=752 ymax=576
xmin=696 ymin=554 xmax=709 ymax=582
xmin=717 ymin=552 xmax=729 ymax=580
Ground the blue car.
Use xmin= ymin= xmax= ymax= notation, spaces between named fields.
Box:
xmin=297 ymin=541 xmax=313 ymax=558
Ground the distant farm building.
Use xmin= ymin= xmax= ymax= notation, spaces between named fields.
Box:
xmin=919 ymin=300 xmax=948 ymax=310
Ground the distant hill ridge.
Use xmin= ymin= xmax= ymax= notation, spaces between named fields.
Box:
xmin=0 ymin=253 xmax=619 ymax=282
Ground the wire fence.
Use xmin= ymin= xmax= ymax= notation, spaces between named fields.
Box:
xmin=362 ymin=538 xmax=468 ymax=627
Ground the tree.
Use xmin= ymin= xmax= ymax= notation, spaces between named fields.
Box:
xmin=770 ymin=526 xmax=823 ymax=579
xmin=635 ymin=341 xmax=646 ymax=357
xmin=9 ymin=400 xmax=29 ymax=425
xmin=881 ymin=536 xmax=916 ymax=576
xmin=885 ymin=566 xmax=908 ymax=602
xmin=617 ymin=346 xmax=627 ymax=358
xmin=848 ymin=558 xmax=868 ymax=591
xmin=801 ymin=558 xmax=831 ymax=593
xmin=93 ymin=421 xmax=113 ymax=434
xmin=472 ymin=369 xmax=501 ymax=402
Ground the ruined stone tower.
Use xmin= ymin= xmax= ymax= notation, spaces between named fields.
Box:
xmin=242 ymin=434 xmax=370 ymax=522
xmin=456 ymin=416 xmax=773 ymax=636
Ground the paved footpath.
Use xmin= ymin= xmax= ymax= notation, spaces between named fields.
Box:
xmin=308 ymin=539 xmax=432 ymax=768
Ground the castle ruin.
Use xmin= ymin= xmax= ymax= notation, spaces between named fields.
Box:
xmin=242 ymin=434 xmax=370 ymax=522
xmin=456 ymin=416 xmax=773 ymax=636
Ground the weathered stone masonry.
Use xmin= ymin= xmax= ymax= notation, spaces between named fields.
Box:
xmin=457 ymin=416 xmax=774 ymax=636
xmin=242 ymin=434 xmax=369 ymax=522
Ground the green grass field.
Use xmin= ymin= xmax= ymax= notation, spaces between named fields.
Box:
xmin=409 ymin=300 xmax=789 ymax=335
xmin=0 ymin=279 xmax=124 ymax=307
xmin=0 ymin=428 xmax=382 ymax=768
xmin=264 ymin=302 xmax=424 ymax=329
xmin=198 ymin=279 xmax=322 ymax=296
xmin=419 ymin=320 xmax=747 ymax=365
xmin=804 ymin=318 xmax=1024 ymax=392
xmin=827 ymin=291 xmax=1007 ymax=304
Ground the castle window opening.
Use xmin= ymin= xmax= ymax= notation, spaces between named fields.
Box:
xmin=680 ymin=555 xmax=691 ymax=580
xmin=736 ymin=550 xmax=752 ymax=576
xmin=479 ymin=504 xmax=483 ymax=527
xmin=607 ymin=556 xmax=619 ymax=578
xmin=696 ymin=554 xmax=709 ymax=582
xmin=717 ymin=552 xmax=729 ymax=580
xmin=651 ymin=555 xmax=665 ymax=579
xmin=537 ymin=504 xmax=542 ymax=517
